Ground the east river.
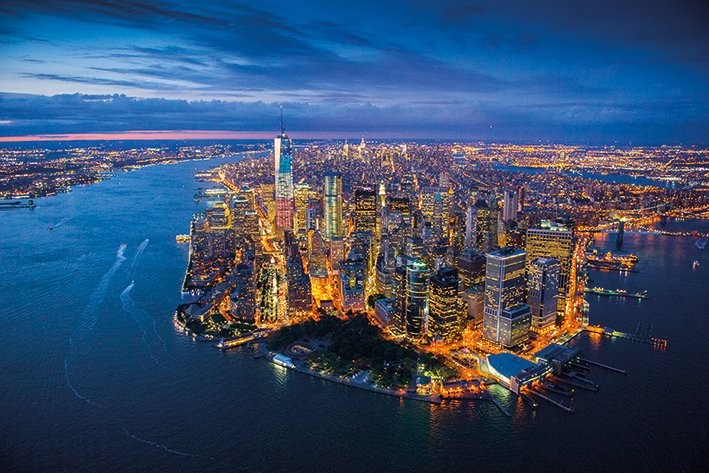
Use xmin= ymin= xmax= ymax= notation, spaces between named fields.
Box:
xmin=1 ymin=156 xmax=706 ymax=472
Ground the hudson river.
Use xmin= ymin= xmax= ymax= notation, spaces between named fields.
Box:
xmin=1 ymin=156 xmax=706 ymax=472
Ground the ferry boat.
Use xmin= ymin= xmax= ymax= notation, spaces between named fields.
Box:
xmin=584 ymin=287 xmax=649 ymax=299
xmin=118 ymin=243 xmax=127 ymax=255
xmin=586 ymin=250 xmax=638 ymax=268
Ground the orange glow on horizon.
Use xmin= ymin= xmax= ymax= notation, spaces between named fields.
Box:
xmin=0 ymin=130 xmax=406 ymax=143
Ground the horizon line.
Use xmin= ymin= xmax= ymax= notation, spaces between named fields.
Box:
xmin=0 ymin=130 xmax=704 ymax=147
xmin=0 ymin=130 xmax=439 ymax=143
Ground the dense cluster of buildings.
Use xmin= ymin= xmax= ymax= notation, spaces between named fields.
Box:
xmin=177 ymin=129 xmax=707 ymax=358
xmin=179 ymin=130 xmax=589 ymax=354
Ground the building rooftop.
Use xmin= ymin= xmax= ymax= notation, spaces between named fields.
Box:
xmin=488 ymin=247 xmax=526 ymax=258
xmin=534 ymin=343 xmax=581 ymax=365
xmin=487 ymin=353 xmax=538 ymax=380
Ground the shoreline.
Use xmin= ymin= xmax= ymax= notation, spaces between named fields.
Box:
xmin=257 ymin=342 xmax=443 ymax=404
xmin=174 ymin=318 xmax=514 ymax=414
xmin=2 ymin=151 xmax=259 ymax=203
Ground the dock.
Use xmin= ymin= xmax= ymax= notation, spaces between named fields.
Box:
xmin=216 ymin=333 xmax=255 ymax=350
xmin=550 ymin=375 xmax=598 ymax=392
xmin=583 ymin=325 xmax=668 ymax=350
xmin=578 ymin=357 xmax=626 ymax=375
xmin=528 ymin=389 xmax=575 ymax=413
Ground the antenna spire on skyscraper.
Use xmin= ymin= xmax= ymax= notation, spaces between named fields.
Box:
xmin=280 ymin=105 xmax=285 ymax=135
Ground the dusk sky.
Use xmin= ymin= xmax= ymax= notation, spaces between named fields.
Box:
xmin=0 ymin=0 xmax=707 ymax=143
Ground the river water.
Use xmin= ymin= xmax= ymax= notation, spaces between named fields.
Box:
xmin=492 ymin=163 xmax=680 ymax=189
xmin=1 ymin=157 xmax=706 ymax=472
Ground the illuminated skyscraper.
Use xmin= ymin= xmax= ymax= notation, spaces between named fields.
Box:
xmin=324 ymin=172 xmax=343 ymax=240
xmin=527 ymin=257 xmax=560 ymax=333
xmin=294 ymin=183 xmax=310 ymax=233
xmin=274 ymin=109 xmax=294 ymax=231
xmin=525 ymin=220 xmax=573 ymax=314
xmin=377 ymin=181 xmax=387 ymax=234
xmin=354 ymin=186 xmax=376 ymax=233
xmin=428 ymin=267 xmax=462 ymax=342
xmin=482 ymin=247 xmax=531 ymax=348
xmin=471 ymin=197 xmax=498 ymax=252
xmin=402 ymin=260 xmax=430 ymax=340
xmin=503 ymin=190 xmax=518 ymax=222
xmin=392 ymin=258 xmax=429 ymax=340
xmin=284 ymin=230 xmax=312 ymax=319
xmin=457 ymin=248 xmax=486 ymax=289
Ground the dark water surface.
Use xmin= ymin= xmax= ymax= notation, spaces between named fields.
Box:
xmin=1 ymin=158 xmax=707 ymax=472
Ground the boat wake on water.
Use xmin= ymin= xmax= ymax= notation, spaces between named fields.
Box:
xmin=63 ymin=357 xmax=105 ymax=409
xmin=121 ymin=282 xmax=168 ymax=361
xmin=53 ymin=217 xmax=71 ymax=229
xmin=122 ymin=428 xmax=215 ymax=461
xmin=74 ymin=244 xmax=127 ymax=341
xmin=131 ymin=238 xmax=150 ymax=271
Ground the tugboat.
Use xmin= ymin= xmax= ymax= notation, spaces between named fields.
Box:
xmin=693 ymin=260 xmax=700 ymax=270
xmin=48 ymin=225 xmax=53 ymax=231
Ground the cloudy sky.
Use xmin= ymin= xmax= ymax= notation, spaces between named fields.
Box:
xmin=0 ymin=0 xmax=707 ymax=143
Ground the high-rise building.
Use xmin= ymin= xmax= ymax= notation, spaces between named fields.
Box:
xmin=462 ymin=284 xmax=485 ymax=328
xmin=329 ymin=236 xmax=344 ymax=272
xmin=339 ymin=255 xmax=366 ymax=313
xmin=482 ymin=247 xmax=531 ymax=348
xmin=457 ymin=248 xmax=486 ymax=289
xmin=527 ymin=257 xmax=560 ymax=333
xmin=428 ymin=267 xmax=462 ymax=342
xmin=377 ymin=182 xmax=387 ymax=234
xmin=305 ymin=200 xmax=319 ymax=231
xmin=388 ymin=196 xmax=412 ymax=238
xmin=525 ymin=220 xmax=573 ymax=314
xmin=616 ymin=220 xmax=625 ymax=248
xmin=324 ymin=172 xmax=343 ymax=240
xmin=294 ymin=183 xmax=310 ymax=233
xmin=229 ymin=262 xmax=256 ymax=322
xmin=274 ymin=110 xmax=294 ymax=231
xmin=393 ymin=259 xmax=429 ymax=340
xmin=284 ymin=231 xmax=312 ymax=319
xmin=354 ymin=186 xmax=377 ymax=233
xmin=388 ymin=196 xmax=410 ymax=215
xmin=472 ymin=198 xmax=498 ymax=252
xmin=420 ymin=187 xmax=446 ymax=224
xmin=503 ymin=190 xmax=518 ymax=222
xmin=517 ymin=185 xmax=525 ymax=213
xmin=375 ymin=239 xmax=396 ymax=297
